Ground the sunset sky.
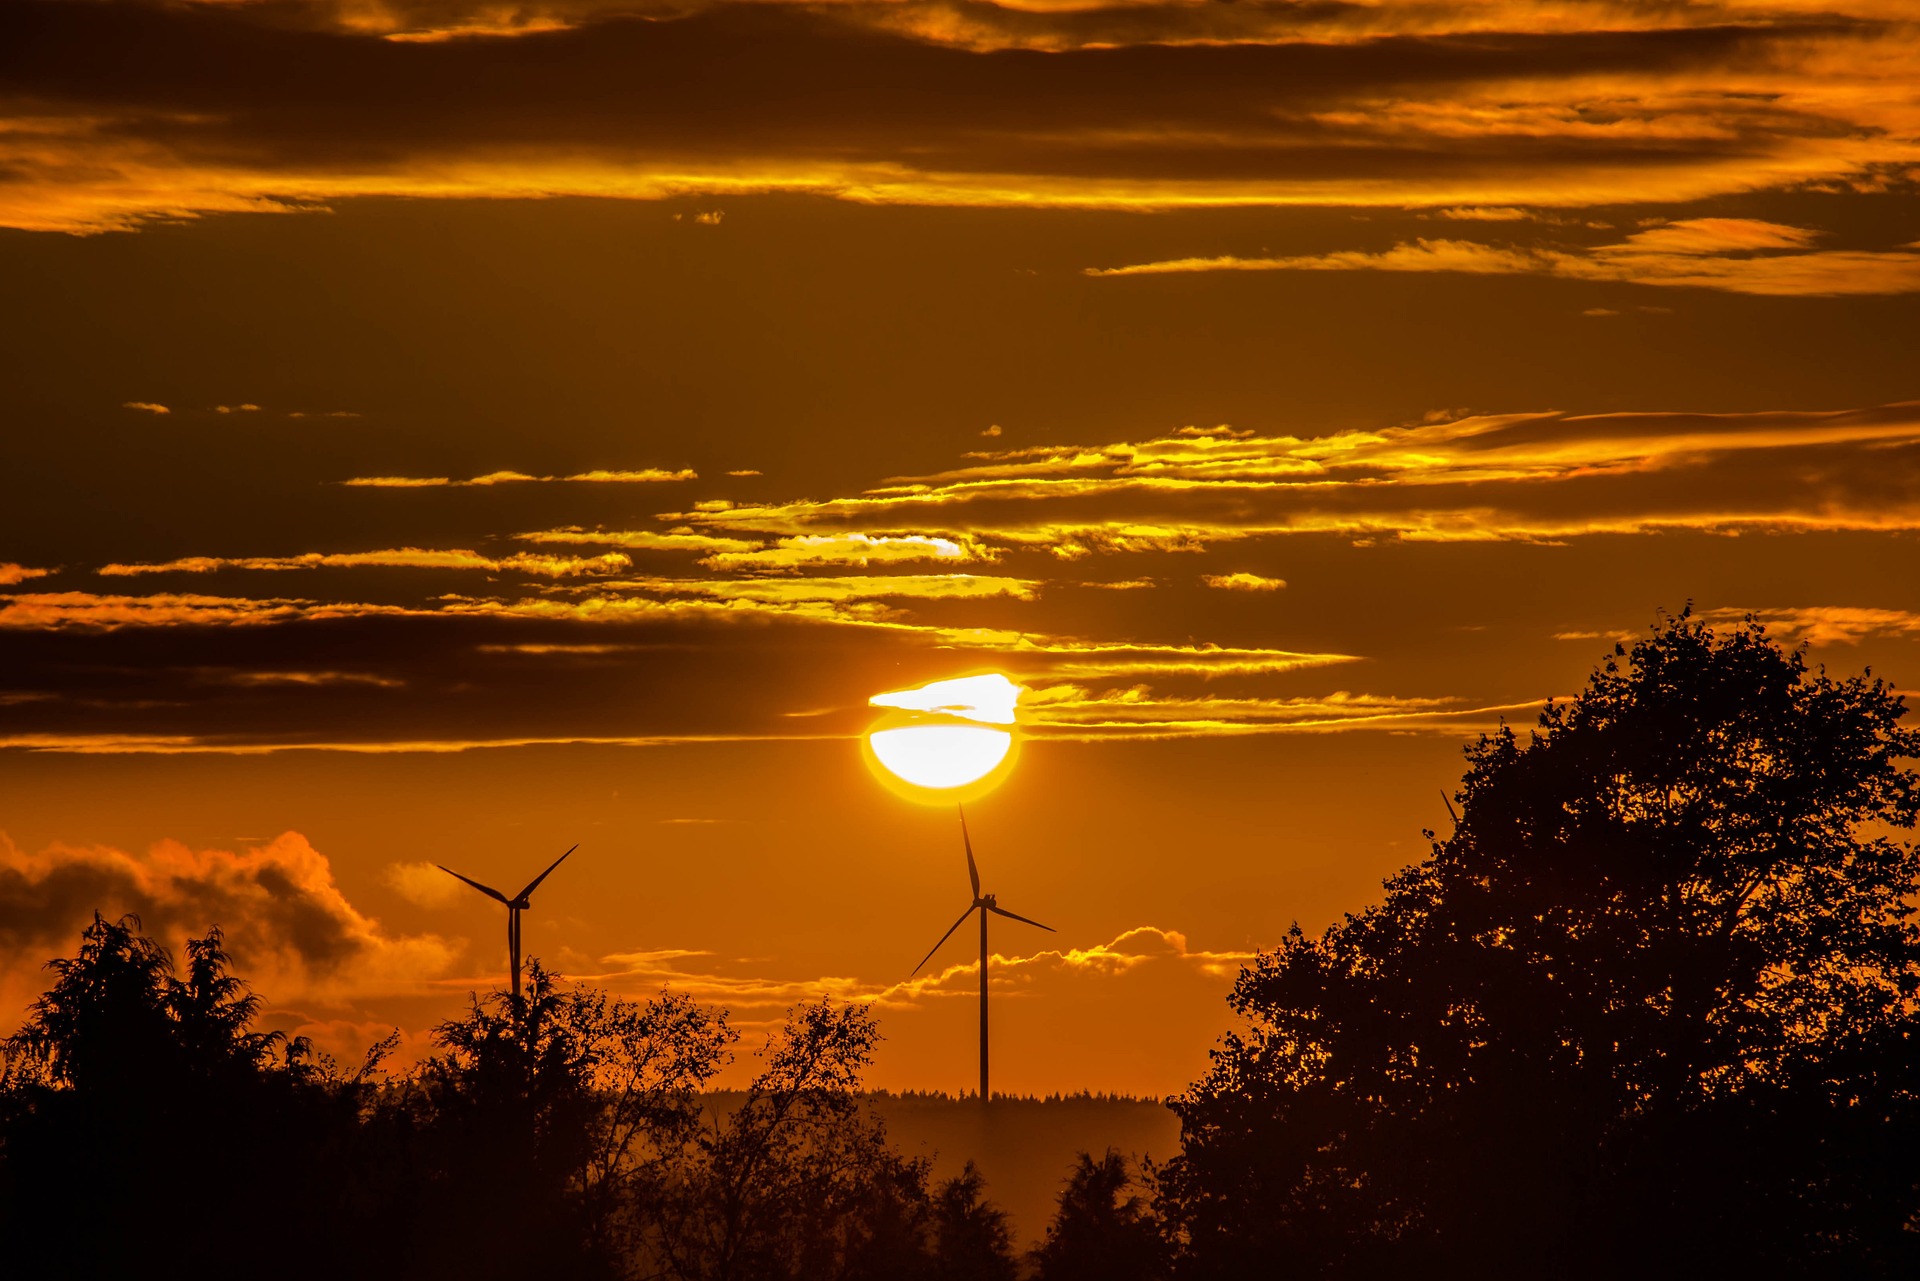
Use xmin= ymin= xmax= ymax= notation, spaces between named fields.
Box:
xmin=3 ymin=0 xmax=1918 ymax=1096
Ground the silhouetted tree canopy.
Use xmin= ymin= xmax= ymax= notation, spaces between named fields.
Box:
xmin=635 ymin=999 xmax=980 ymax=1281
xmin=1 ymin=923 xmax=1022 ymax=1281
xmin=928 ymin=1160 xmax=1020 ymax=1281
xmin=1160 ymin=612 xmax=1920 ymax=1278
xmin=1031 ymin=1150 xmax=1168 ymax=1281
xmin=0 ymin=914 xmax=391 ymax=1279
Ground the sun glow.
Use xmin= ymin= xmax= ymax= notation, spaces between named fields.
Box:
xmin=864 ymin=673 xmax=1024 ymax=803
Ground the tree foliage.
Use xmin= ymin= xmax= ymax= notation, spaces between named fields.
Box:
xmin=1159 ymin=612 xmax=1920 ymax=1277
xmin=636 ymin=999 xmax=948 ymax=1281
xmin=0 ymin=914 xmax=390 ymax=1278
xmin=1031 ymin=1150 xmax=1168 ymax=1281
xmin=0 ymin=925 xmax=1023 ymax=1281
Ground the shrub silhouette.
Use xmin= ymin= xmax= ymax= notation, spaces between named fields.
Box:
xmin=1159 ymin=612 xmax=1920 ymax=1278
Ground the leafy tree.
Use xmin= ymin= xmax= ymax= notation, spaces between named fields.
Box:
xmin=407 ymin=960 xmax=733 ymax=1279
xmin=925 ymin=1160 xmax=1018 ymax=1281
xmin=1032 ymin=1150 xmax=1167 ymax=1281
xmin=636 ymin=999 xmax=943 ymax=1281
xmin=0 ymin=914 xmax=389 ymax=1279
xmin=1159 ymin=612 xmax=1920 ymax=1278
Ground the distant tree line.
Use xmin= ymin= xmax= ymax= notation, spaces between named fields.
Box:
xmin=4 ymin=613 xmax=1917 ymax=1277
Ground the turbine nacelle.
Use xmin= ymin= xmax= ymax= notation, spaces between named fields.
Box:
xmin=436 ymin=843 xmax=578 ymax=1004
xmin=907 ymin=806 xmax=1055 ymax=1101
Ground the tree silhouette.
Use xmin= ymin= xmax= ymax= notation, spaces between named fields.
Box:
xmin=636 ymin=999 xmax=948 ymax=1281
xmin=2 ymin=925 xmax=1021 ymax=1281
xmin=927 ymin=1160 xmax=1018 ymax=1281
xmin=1159 ymin=612 xmax=1920 ymax=1278
xmin=407 ymin=960 xmax=733 ymax=1279
xmin=0 ymin=914 xmax=390 ymax=1279
xmin=1032 ymin=1150 xmax=1168 ymax=1281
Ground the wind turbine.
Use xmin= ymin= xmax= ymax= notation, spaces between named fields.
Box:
xmin=909 ymin=808 xmax=1052 ymax=1101
xmin=438 ymin=845 xmax=577 ymax=1003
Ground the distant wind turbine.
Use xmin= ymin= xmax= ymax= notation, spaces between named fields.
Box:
xmin=438 ymin=845 xmax=578 ymax=1003
xmin=909 ymin=808 xmax=1053 ymax=1101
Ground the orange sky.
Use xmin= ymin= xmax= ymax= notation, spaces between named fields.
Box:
xmin=2 ymin=0 xmax=1918 ymax=1096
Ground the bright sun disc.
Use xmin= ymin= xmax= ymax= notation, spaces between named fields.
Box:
xmin=864 ymin=672 xmax=1024 ymax=803
xmin=869 ymin=724 xmax=1014 ymax=790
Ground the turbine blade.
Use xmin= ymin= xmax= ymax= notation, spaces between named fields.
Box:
xmin=516 ymin=843 xmax=578 ymax=901
xmin=437 ymin=865 xmax=510 ymax=905
xmin=1441 ymin=790 xmax=1461 ymax=826
xmin=987 ymin=904 xmax=1054 ymax=932
xmin=910 ymin=906 xmax=977 ymax=978
xmin=959 ymin=806 xmax=980 ymax=899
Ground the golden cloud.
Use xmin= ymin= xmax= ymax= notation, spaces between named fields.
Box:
xmin=1019 ymin=684 xmax=1534 ymax=740
xmin=0 ymin=730 xmax=840 ymax=756
xmin=342 ymin=468 xmax=695 ymax=487
xmin=1201 ymin=572 xmax=1286 ymax=592
xmin=580 ymin=921 xmax=1252 ymax=1018
xmin=1087 ymin=221 xmax=1920 ymax=296
xmin=382 ymin=860 xmax=471 ymax=909
xmin=996 ymin=637 xmax=1359 ymax=679
xmin=97 ymin=547 xmax=633 ymax=577
xmin=0 ymin=592 xmax=421 ymax=631
xmin=699 ymin=532 xmax=994 ymax=571
xmin=0 ymin=563 xmax=52 ymax=586
xmin=1698 ymin=605 xmax=1920 ymax=647
xmin=5 ymin=4 xmax=1918 ymax=231
xmin=591 ymin=572 xmax=1041 ymax=604
xmin=880 ymin=925 xmax=1255 ymax=1003
xmin=664 ymin=401 xmax=1920 ymax=547
xmin=515 ymin=526 xmax=760 ymax=555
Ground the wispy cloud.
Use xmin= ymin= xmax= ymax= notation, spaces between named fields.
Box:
xmin=579 ymin=922 xmax=1252 ymax=1016
xmin=97 ymin=548 xmax=633 ymax=577
xmin=884 ymin=927 xmax=1256 ymax=1002
xmin=699 ymin=533 xmax=994 ymax=571
xmin=0 ymin=730 xmax=842 ymax=756
xmin=120 ymin=400 xmax=170 ymax=414
xmin=5 ymin=3 xmax=1917 ymax=232
xmin=1086 ymin=220 xmax=1920 ymax=297
xmin=664 ymin=401 xmax=1920 ymax=547
xmin=1022 ymin=685 xmax=1533 ymax=740
xmin=382 ymin=860 xmax=469 ymax=909
xmin=209 ymin=669 xmax=404 ymax=689
xmin=342 ymin=468 xmax=695 ymax=487
xmin=1699 ymin=605 xmax=1920 ymax=647
xmin=515 ymin=527 xmax=759 ymax=556
xmin=588 ymin=573 xmax=1041 ymax=605
xmin=0 ymin=564 xmax=51 ymax=586
xmin=0 ymin=592 xmax=420 ymax=631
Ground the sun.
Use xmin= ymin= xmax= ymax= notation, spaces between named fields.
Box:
xmin=863 ymin=673 xmax=1024 ymax=804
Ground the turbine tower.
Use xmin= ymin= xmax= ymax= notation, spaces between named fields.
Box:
xmin=910 ymin=808 xmax=1052 ymax=1101
xmin=438 ymin=844 xmax=577 ymax=1003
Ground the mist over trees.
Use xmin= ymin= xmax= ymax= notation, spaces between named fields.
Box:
xmin=2 ymin=612 xmax=1916 ymax=1276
